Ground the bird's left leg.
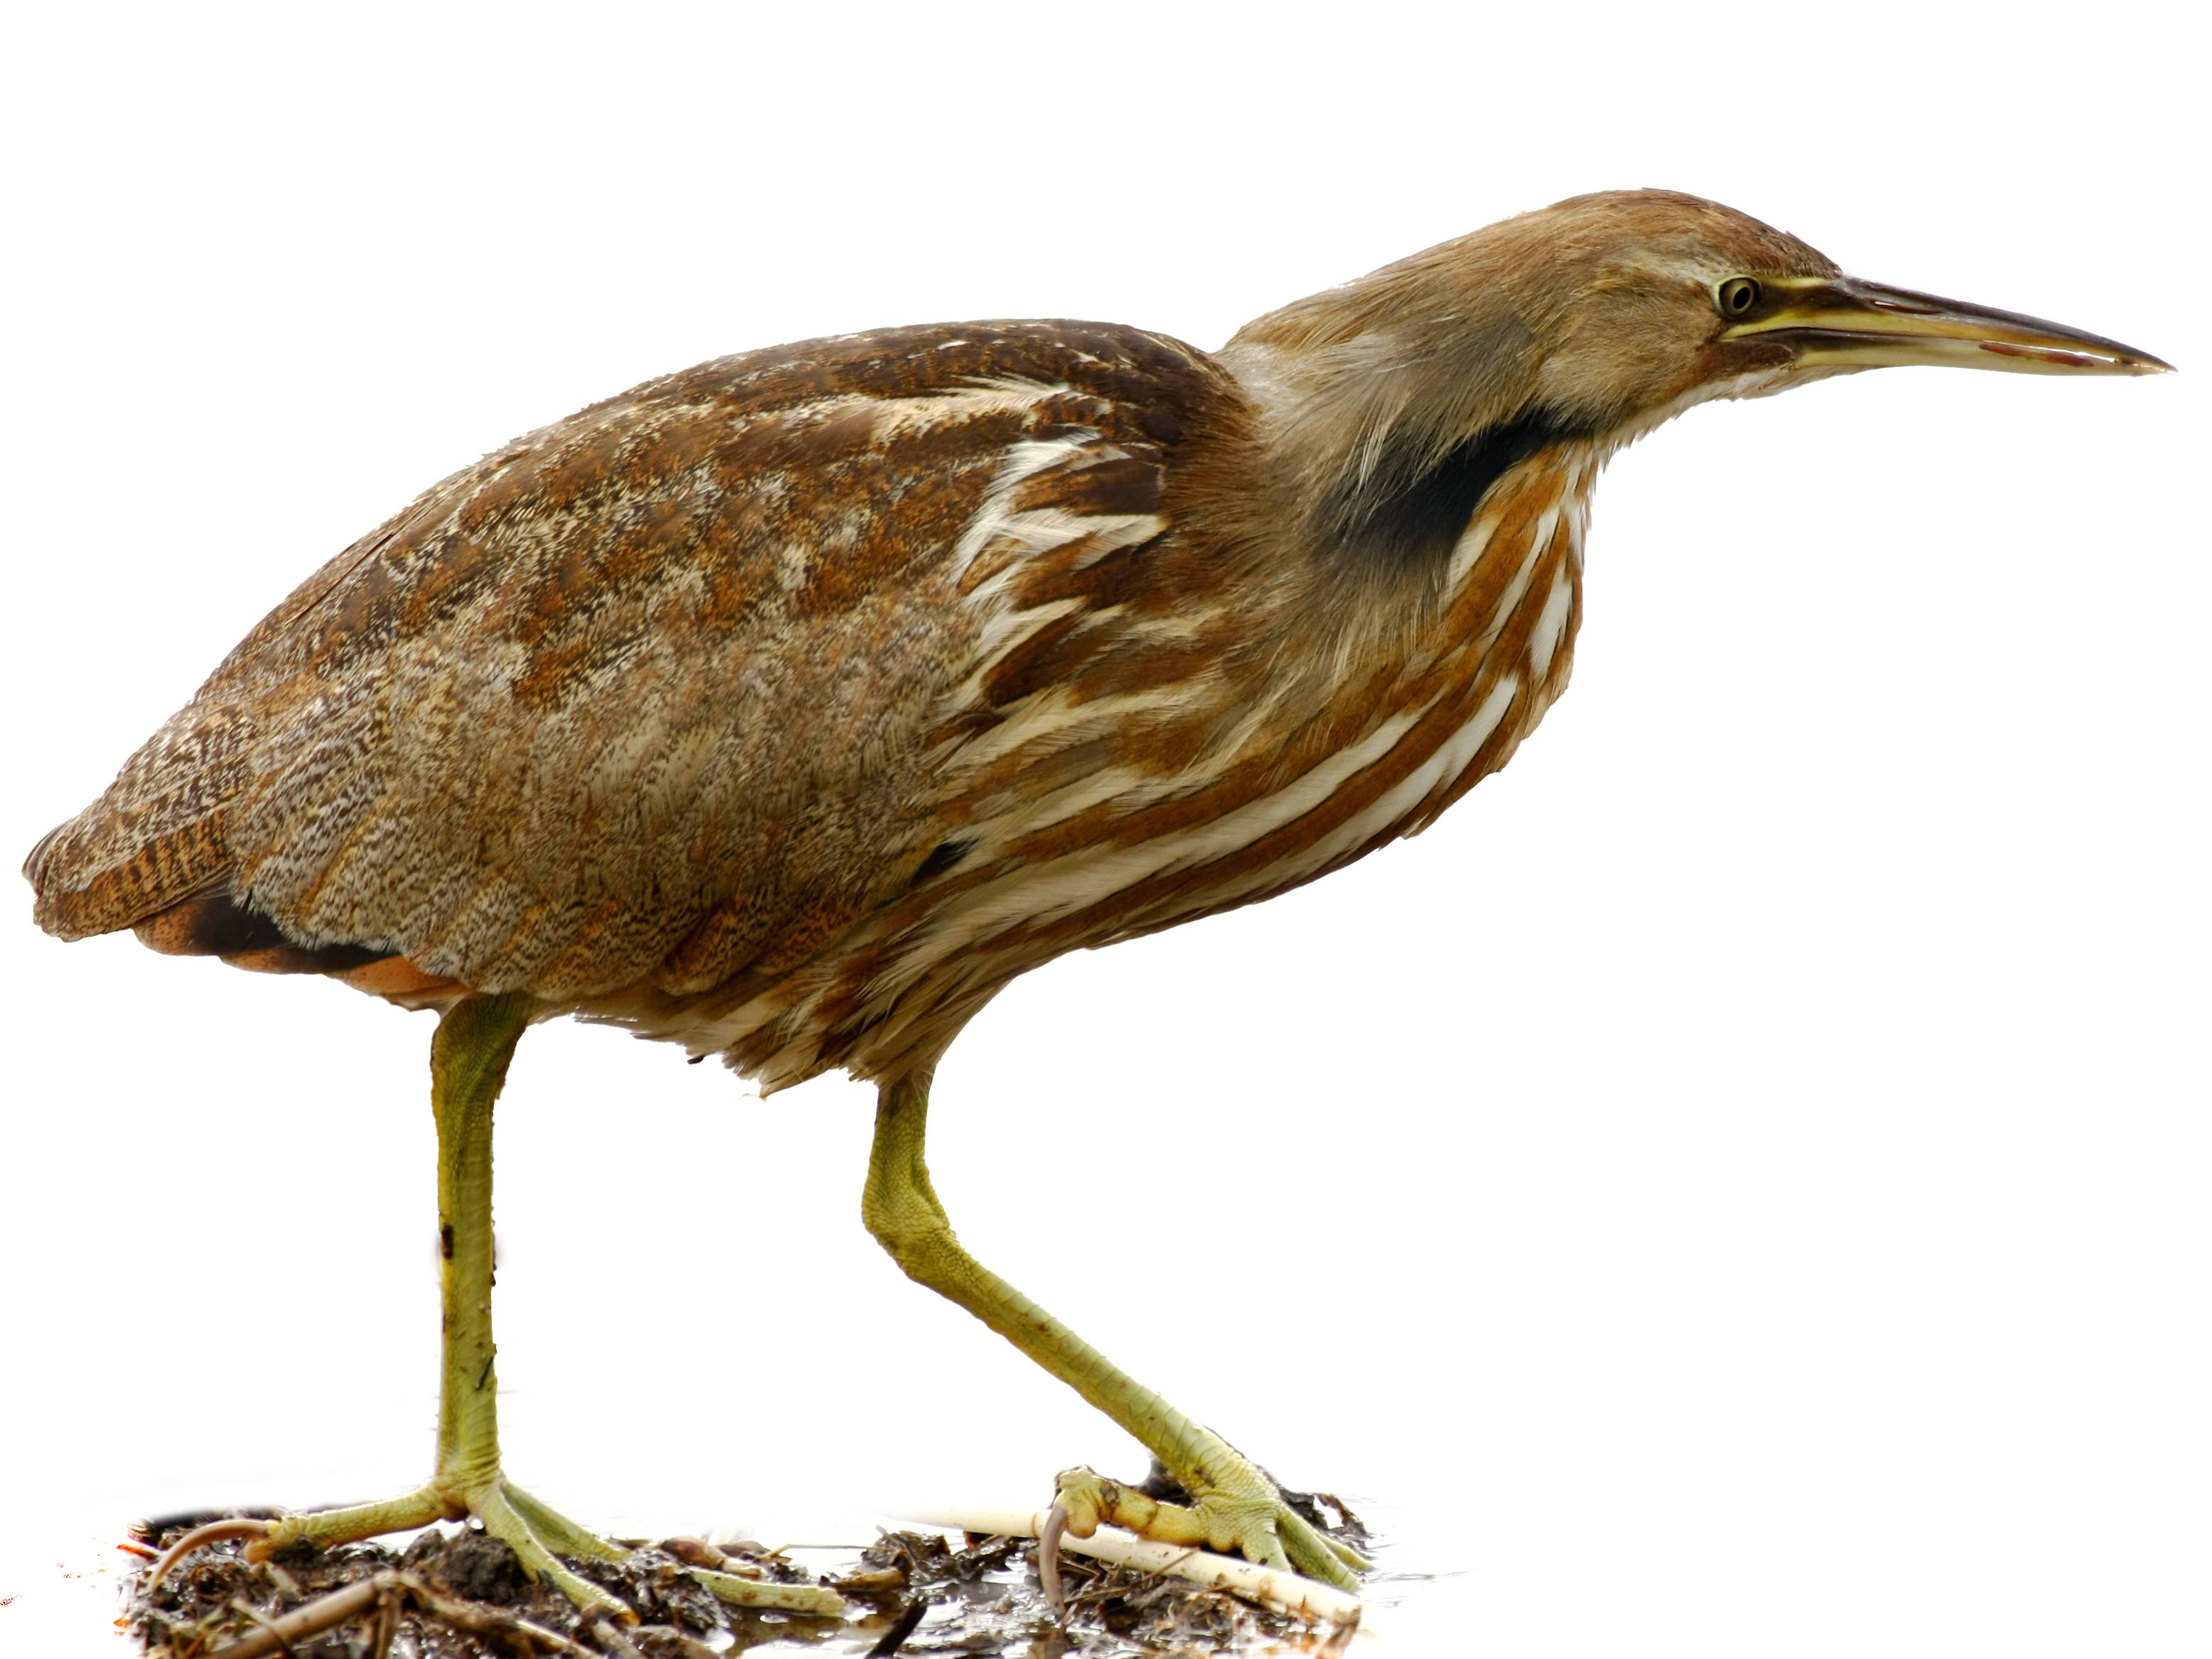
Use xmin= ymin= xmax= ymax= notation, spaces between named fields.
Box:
xmin=862 ymin=1074 xmax=1368 ymax=1589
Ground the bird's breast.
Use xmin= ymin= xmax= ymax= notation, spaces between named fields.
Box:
xmin=824 ymin=453 xmax=1590 ymax=1074
xmin=636 ymin=445 xmax=1592 ymax=1090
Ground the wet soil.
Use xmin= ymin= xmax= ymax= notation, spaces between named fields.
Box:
xmin=122 ymin=1512 xmax=1362 ymax=1658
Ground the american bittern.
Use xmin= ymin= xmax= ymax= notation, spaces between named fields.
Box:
xmin=24 ymin=189 xmax=2169 ymax=1614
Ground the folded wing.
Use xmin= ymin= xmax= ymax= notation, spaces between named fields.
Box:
xmin=26 ymin=321 xmax=1225 ymax=1008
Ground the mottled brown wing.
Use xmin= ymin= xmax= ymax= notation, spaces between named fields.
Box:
xmin=25 ymin=321 xmax=1228 ymax=1004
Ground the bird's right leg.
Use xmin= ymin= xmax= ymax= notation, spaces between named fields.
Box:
xmin=180 ymin=994 xmax=839 ymax=1619
xmin=236 ymin=994 xmax=632 ymax=1611
xmin=861 ymin=1073 xmax=1366 ymax=1590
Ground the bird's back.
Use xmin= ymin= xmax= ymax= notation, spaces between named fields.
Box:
xmin=26 ymin=321 xmax=1244 ymax=1052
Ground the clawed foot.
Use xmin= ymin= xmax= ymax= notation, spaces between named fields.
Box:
xmin=148 ymin=1475 xmax=844 ymax=1620
xmin=1040 ymin=1462 xmax=1368 ymax=1612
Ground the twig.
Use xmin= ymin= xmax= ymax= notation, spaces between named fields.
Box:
xmin=187 ymin=1569 xmax=610 ymax=1659
xmin=865 ymin=1596 xmax=929 ymax=1658
xmin=199 ymin=1578 xmax=387 ymax=1659
xmin=369 ymin=1583 xmax=400 ymax=1659
xmin=583 ymin=1614 xmax=646 ymax=1659
xmin=399 ymin=1577 xmax=601 ymax=1655
xmin=899 ymin=1506 xmax=1364 ymax=1626
xmin=1067 ymin=1545 xmax=1201 ymax=1609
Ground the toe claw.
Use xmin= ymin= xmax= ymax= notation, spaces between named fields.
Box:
xmin=146 ymin=1519 xmax=282 ymax=1595
xmin=1038 ymin=1501 xmax=1072 ymax=1619
xmin=1274 ymin=1509 xmax=1368 ymax=1588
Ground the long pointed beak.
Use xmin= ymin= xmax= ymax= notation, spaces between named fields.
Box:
xmin=1722 ymin=275 xmax=2172 ymax=375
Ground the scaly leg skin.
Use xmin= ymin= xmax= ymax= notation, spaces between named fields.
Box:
xmin=862 ymin=1074 xmax=1369 ymax=1591
xmin=231 ymin=994 xmax=842 ymax=1621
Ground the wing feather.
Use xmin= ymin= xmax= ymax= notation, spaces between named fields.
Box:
xmin=26 ymin=321 xmax=1231 ymax=1005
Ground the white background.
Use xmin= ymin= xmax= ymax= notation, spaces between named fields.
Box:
xmin=3 ymin=6 xmax=2203 ymax=1655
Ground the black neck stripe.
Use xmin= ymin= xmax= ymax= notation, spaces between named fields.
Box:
xmin=1331 ymin=404 xmax=1597 ymax=574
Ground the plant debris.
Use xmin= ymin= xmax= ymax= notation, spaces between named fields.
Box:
xmin=122 ymin=1509 xmax=1365 ymax=1658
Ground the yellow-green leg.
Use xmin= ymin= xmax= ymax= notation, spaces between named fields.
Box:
xmin=861 ymin=1074 xmax=1368 ymax=1589
xmin=242 ymin=993 xmax=841 ymax=1619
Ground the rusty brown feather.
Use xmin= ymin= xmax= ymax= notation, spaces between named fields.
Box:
xmin=23 ymin=190 xmax=2169 ymax=1095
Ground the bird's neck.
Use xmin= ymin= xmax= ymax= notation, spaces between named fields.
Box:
xmin=1216 ymin=341 xmax=1597 ymax=721
xmin=1306 ymin=405 xmax=1606 ymax=578
xmin=1177 ymin=345 xmax=1603 ymax=873
xmin=1311 ymin=443 xmax=1597 ymax=835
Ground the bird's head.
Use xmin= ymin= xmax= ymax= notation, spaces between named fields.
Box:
xmin=1522 ymin=188 xmax=2169 ymax=423
xmin=1226 ymin=189 xmax=2169 ymax=570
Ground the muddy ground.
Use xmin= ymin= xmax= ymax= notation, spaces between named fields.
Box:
xmin=123 ymin=1509 xmax=1365 ymax=1658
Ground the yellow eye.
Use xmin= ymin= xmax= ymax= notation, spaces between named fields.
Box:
xmin=1716 ymin=276 xmax=1762 ymax=318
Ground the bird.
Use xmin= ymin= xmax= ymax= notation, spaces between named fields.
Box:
xmin=24 ymin=189 xmax=2169 ymax=1619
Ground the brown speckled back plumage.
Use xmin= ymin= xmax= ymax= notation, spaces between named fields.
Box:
xmin=27 ymin=323 xmax=1248 ymax=1058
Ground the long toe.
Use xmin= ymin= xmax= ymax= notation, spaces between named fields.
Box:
xmin=1276 ymin=1508 xmax=1368 ymax=1588
xmin=238 ymin=1477 xmax=847 ymax=1621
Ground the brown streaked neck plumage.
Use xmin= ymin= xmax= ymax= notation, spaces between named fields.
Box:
xmin=1211 ymin=294 xmax=1599 ymax=733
